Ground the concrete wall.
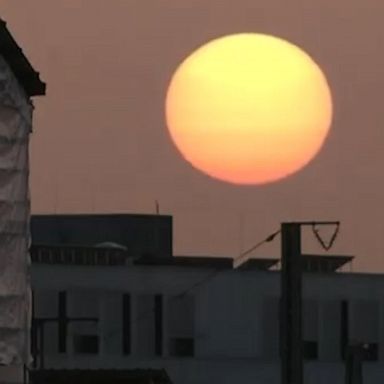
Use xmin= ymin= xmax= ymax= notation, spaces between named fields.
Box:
xmin=0 ymin=366 xmax=24 ymax=384
xmin=31 ymin=264 xmax=384 ymax=383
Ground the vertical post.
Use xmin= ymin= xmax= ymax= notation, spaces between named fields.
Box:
xmin=281 ymin=223 xmax=303 ymax=384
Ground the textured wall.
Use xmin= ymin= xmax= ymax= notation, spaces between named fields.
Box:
xmin=0 ymin=55 xmax=32 ymax=370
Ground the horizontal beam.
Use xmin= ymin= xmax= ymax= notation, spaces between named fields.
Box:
xmin=283 ymin=221 xmax=340 ymax=226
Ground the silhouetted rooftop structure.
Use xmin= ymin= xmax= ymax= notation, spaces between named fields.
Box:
xmin=0 ymin=18 xmax=46 ymax=96
xmin=138 ymin=255 xmax=234 ymax=268
xmin=30 ymin=244 xmax=129 ymax=266
xmin=30 ymin=369 xmax=173 ymax=384
xmin=238 ymin=258 xmax=280 ymax=270
xmin=239 ymin=255 xmax=353 ymax=273
xmin=301 ymin=254 xmax=354 ymax=272
xmin=31 ymin=214 xmax=173 ymax=260
xmin=31 ymin=214 xmax=353 ymax=272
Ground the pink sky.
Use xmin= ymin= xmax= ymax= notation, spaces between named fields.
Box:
xmin=1 ymin=0 xmax=384 ymax=271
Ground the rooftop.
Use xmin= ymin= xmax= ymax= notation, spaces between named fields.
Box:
xmin=0 ymin=18 xmax=45 ymax=96
xmin=31 ymin=214 xmax=173 ymax=260
xmin=30 ymin=214 xmax=354 ymax=273
xmin=30 ymin=369 xmax=173 ymax=384
xmin=301 ymin=254 xmax=354 ymax=272
xmin=30 ymin=243 xmax=353 ymax=273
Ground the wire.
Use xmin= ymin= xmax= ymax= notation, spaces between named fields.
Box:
xmin=233 ymin=229 xmax=281 ymax=266
xmin=103 ymin=268 xmax=222 ymax=339
xmin=103 ymin=228 xmax=281 ymax=339
xmin=104 ymin=224 xmax=338 ymax=340
xmin=175 ymin=269 xmax=221 ymax=299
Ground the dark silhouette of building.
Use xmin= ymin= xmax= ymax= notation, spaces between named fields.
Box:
xmin=29 ymin=369 xmax=173 ymax=384
xmin=28 ymin=213 xmax=384 ymax=384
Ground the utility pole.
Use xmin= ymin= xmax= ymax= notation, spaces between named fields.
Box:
xmin=281 ymin=223 xmax=303 ymax=384
xmin=280 ymin=221 xmax=340 ymax=384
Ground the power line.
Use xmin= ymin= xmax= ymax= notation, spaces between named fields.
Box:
xmin=104 ymin=268 xmax=222 ymax=339
xmin=104 ymin=228 xmax=281 ymax=339
xmin=104 ymin=223 xmax=340 ymax=340
xmin=233 ymin=229 xmax=281 ymax=267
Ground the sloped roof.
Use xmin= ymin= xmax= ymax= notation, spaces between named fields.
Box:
xmin=0 ymin=18 xmax=45 ymax=96
xmin=237 ymin=258 xmax=279 ymax=270
xmin=301 ymin=254 xmax=354 ymax=272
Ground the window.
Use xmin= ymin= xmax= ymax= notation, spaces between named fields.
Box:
xmin=167 ymin=295 xmax=195 ymax=357
xmin=32 ymin=290 xmax=60 ymax=355
xmin=122 ymin=293 xmax=131 ymax=355
xmin=361 ymin=343 xmax=378 ymax=361
xmin=303 ymin=300 xmax=319 ymax=360
xmin=73 ymin=334 xmax=99 ymax=354
xmin=340 ymin=300 xmax=349 ymax=360
xmin=68 ymin=290 xmax=100 ymax=355
xmin=169 ymin=338 xmax=194 ymax=357
xmin=262 ymin=298 xmax=279 ymax=358
xmin=350 ymin=300 xmax=379 ymax=361
xmin=154 ymin=295 xmax=163 ymax=356
xmin=136 ymin=294 xmax=157 ymax=357
xmin=303 ymin=340 xmax=318 ymax=360
xmin=317 ymin=300 xmax=343 ymax=361
xmin=102 ymin=292 xmax=123 ymax=356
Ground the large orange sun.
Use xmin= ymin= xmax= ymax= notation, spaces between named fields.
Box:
xmin=165 ymin=33 xmax=333 ymax=185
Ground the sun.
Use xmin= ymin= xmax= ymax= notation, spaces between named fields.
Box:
xmin=165 ymin=33 xmax=333 ymax=185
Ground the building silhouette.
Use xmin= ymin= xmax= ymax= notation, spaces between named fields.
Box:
xmin=29 ymin=214 xmax=384 ymax=384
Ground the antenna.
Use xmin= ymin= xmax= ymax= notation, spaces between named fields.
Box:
xmin=238 ymin=212 xmax=244 ymax=256
xmin=53 ymin=174 xmax=59 ymax=214
xmin=280 ymin=221 xmax=340 ymax=384
xmin=90 ymin=173 xmax=96 ymax=213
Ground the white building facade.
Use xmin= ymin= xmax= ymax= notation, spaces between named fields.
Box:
xmin=30 ymin=251 xmax=384 ymax=384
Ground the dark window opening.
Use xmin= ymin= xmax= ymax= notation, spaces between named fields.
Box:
xmin=169 ymin=337 xmax=194 ymax=357
xmin=340 ymin=300 xmax=349 ymax=360
xmin=122 ymin=293 xmax=131 ymax=355
xmin=73 ymin=334 xmax=99 ymax=354
xmin=167 ymin=294 xmax=195 ymax=359
xmin=303 ymin=340 xmax=318 ymax=360
xmin=154 ymin=295 xmax=163 ymax=356
xmin=58 ymin=291 xmax=67 ymax=353
xmin=361 ymin=343 xmax=378 ymax=361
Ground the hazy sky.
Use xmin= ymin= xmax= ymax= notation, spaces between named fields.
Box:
xmin=1 ymin=0 xmax=384 ymax=271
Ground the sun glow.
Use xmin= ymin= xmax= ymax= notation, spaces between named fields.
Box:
xmin=165 ymin=33 xmax=333 ymax=185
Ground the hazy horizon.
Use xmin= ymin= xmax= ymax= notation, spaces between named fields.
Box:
xmin=1 ymin=0 xmax=383 ymax=272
